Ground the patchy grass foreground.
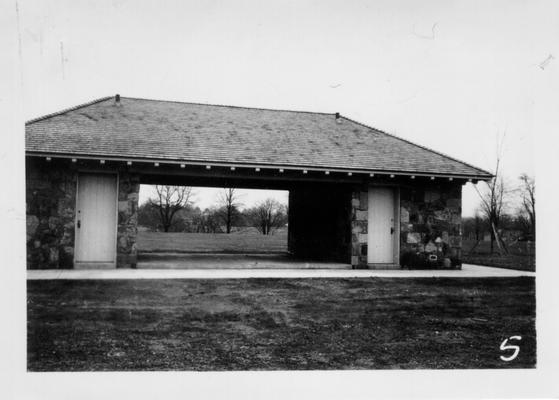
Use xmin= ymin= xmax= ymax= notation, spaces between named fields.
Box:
xmin=28 ymin=277 xmax=535 ymax=371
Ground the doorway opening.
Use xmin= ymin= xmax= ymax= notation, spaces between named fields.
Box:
xmin=136 ymin=184 xmax=296 ymax=268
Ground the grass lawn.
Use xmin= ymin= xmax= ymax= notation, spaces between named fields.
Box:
xmin=27 ymin=277 xmax=536 ymax=371
xmin=137 ymin=229 xmax=287 ymax=254
xmin=462 ymin=254 xmax=535 ymax=271
xmin=462 ymin=239 xmax=535 ymax=272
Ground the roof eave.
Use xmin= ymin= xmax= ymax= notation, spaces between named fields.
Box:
xmin=24 ymin=151 xmax=494 ymax=181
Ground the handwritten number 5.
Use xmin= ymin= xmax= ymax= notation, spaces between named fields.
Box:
xmin=500 ymin=336 xmax=522 ymax=362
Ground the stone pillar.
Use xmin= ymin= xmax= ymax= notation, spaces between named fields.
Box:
xmin=351 ymin=188 xmax=368 ymax=268
xmin=26 ymin=160 xmax=77 ymax=269
xmin=399 ymin=182 xmax=462 ymax=269
xmin=116 ymin=172 xmax=140 ymax=268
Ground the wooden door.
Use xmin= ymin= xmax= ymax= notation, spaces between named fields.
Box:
xmin=367 ymin=187 xmax=395 ymax=264
xmin=75 ymin=173 xmax=118 ymax=267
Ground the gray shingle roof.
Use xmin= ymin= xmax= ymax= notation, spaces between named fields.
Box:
xmin=25 ymin=96 xmax=492 ymax=178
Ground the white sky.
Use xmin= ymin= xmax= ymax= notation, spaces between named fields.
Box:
xmin=15 ymin=0 xmax=557 ymax=216
xmin=140 ymin=185 xmax=288 ymax=210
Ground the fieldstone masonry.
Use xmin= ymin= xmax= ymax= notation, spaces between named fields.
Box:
xmin=26 ymin=162 xmax=77 ymax=269
xmin=351 ymin=182 xmax=463 ymax=269
xmin=399 ymin=182 xmax=462 ymax=269
xmin=351 ymin=188 xmax=369 ymax=268
xmin=25 ymin=159 xmax=462 ymax=270
xmin=116 ymin=171 xmax=140 ymax=268
xmin=26 ymin=160 xmax=140 ymax=269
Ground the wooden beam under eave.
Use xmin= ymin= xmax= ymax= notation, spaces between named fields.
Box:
xmin=138 ymin=170 xmax=358 ymax=189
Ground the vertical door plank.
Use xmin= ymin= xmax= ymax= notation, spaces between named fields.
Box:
xmin=75 ymin=174 xmax=117 ymax=263
xmin=368 ymin=188 xmax=395 ymax=263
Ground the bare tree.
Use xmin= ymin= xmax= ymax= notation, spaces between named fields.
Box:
xmin=518 ymin=173 xmax=535 ymax=239
xmin=247 ymin=199 xmax=287 ymax=235
xmin=474 ymin=157 xmax=510 ymax=255
xmin=473 ymin=212 xmax=485 ymax=242
xmin=191 ymin=207 xmax=222 ymax=233
xmin=149 ymin=185 xmax=194 ymax=232
xmin=463 ymin=212 xmax=486 ymax=241
xmin=464 ymin=210 xmax=488 ymax=254
xmin=217 ymin=188 xmax=241 ymax=234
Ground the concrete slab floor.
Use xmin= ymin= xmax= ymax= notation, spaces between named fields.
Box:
xmin=137 ymin=253 xmax=351 ymax=270
xmin=27 ymin=264 xmax=534 ymax=280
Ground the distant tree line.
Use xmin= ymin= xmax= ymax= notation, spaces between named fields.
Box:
xmin=139 ymin=186 xmax=288 ymax=235
xmin=465 ymin=131 xmax=535 ymax=255
xmin=462 ymin=212 xmax=533 ymax=242
xmin=466 ymin=169 xmax=535 ymax=255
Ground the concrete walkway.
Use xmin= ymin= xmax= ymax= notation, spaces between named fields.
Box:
xmin=137 ymin=253 xmax=351 ymax=270
xmin=27 ymin=264 xmax=534 ymax=280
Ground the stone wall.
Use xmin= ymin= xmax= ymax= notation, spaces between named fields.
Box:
xmin=26 ymin=160 xmax=77 ymax=269
xmin=350 ymin=188 xmax=369 ymax=268
xmin=26 ymin=159 xmax=140 ymax=269
xmin=26 ymin=158 xmax=460 ymax=270
xmin=350 ymin=182 xmax=463 ymax=269
xmin=399 ymin=182 xmax=462 ymax=268
xmin=116 ymin=171 xmax=140 ymax=268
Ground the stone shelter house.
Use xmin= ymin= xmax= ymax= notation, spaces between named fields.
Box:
xmin=25 ymin=95 xmax=492 ymax=270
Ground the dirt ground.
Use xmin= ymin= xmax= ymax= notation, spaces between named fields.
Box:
xmin=27 ymin=277 xmax=536 ymax=371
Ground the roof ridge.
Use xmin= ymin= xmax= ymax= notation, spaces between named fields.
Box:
xmin=122 ymin=96 xmax=335 ymax=116
xmin=25 ymin=96 xmax=114 ymax=125
xmin=340 ymin=115 xmax=493 ymax=177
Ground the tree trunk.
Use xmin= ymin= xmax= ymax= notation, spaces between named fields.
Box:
xmin=467 ymin=240 xmax=480 ymax=255
xmin=491 ymin=222 xmax=506 ymax=255
xmin=226 ymin=207 xmax=232 ymax=233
